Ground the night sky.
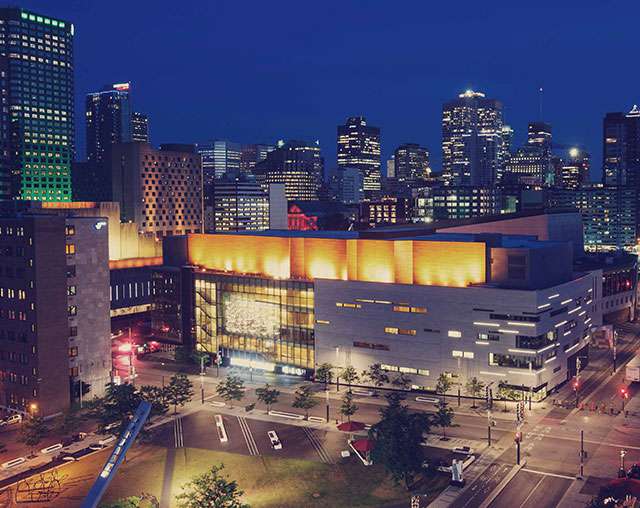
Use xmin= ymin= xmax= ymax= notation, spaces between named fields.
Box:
xmin=22 ymin=0 xmax=640 ymax=179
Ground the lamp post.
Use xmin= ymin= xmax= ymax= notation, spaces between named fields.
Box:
xmin=487 ymin=409 xmax=492 ymax=447
xmin=325 ymin=388 xmax=330 ymax=423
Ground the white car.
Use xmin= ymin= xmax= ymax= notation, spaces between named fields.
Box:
xmin=0 ymin=414 xmax=22 ymax=427
xmin=267 ymin=430 xmax=282 ymax=450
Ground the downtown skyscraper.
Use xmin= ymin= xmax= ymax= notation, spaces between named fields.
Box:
xmin=337 ymin=116 xmax=381 ymax=193
xmin=0 ymin=8 xmax=74 ymax=201
xmin=442 ymin=90 xmax=505 ymax=186
xmin=603 ymin=106 xmax=640 ymax=188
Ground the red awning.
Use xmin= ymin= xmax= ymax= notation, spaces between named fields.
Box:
xmin=337 ymin=421 xmax=365 ymax=432
xmin=352 ymin=438 xmax=374 ymax=452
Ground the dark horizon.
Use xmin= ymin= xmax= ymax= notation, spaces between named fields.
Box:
xmin=18 ymin=0 xmax=640 ymax=181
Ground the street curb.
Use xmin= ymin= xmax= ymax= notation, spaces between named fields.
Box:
xmin=478 ymin=460 xmax=526 ymax=508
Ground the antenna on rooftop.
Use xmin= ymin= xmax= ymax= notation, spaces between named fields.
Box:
xmin=538 ymin=87 xmax=544 ymax=121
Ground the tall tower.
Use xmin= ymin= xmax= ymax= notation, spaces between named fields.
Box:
xmin=603 ymin=106 xmax=640 ymax=188
xmin=0 ymin=8 xmax=75 ymax=201
xmin=442 ymin=90 xmax=505 ymax=186
xmin=393 ymin=143 xmax=430 ymax=182
xmin=337 ymin=116 xmax=381 ymax=193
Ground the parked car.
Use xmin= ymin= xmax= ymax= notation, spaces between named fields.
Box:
xmin=267 ymin=430 xmax=282 ymax=450
xmin=0 ymin=414 xmax=22 ymax=427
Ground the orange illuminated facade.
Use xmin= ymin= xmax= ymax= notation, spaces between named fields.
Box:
xmin=186 ymin=233 xmax=486 ymax=287
xmin=109 ymin=257 xmax=163 ymax=270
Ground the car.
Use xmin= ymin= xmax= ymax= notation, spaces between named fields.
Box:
xmin=0 ymin=414 xmax=22 ymax=427
xmin=453 ymin=446 xmax=474 ymax=455
xmin=267 ymin=430 xmax=282 ymax=450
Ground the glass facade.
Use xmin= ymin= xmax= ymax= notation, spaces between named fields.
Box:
xmin=0 ymin=8 xmax=75 ymax=201
xmin=194 ymin=273 xmax=314 ymax=369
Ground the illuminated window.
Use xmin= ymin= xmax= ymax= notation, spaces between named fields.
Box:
xmin=336 ymin=302 xmax=361 ymax=309
xmin=65 ymin=225 xmax=75 ymax=236
xmin=399 ymin=366 xmax=418 ymax=374
xmin=384 ymin=327 xmax=399 ymax=334
xmin=452 ymin=350 xmax=463 ymax=357
xmin=68 ymin=346 xmax=78 ymax=357
xmin=418 ymin=369 xmax=430 ymax=376
xmin=67 ymin=305 xmax=77 ymax=316
xmin=380 ymin=364 xmax=399 ymax=372
xmin=315 ymin=319 xmax=330 ymax=325
xmin=463 ymin=351 xmax=474 ymax=359
xmin=448 ymin=330 xmax=462 ymax=338
xmin=65 ymin=243 xmax=75 ymax=255
xmin=393 ymin=305 xmax=410 ymax=313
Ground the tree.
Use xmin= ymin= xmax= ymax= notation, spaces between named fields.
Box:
xmin=56 ymin=408 xmax=81 ymax=435
xmin=465 ymin=377 xmax=485 ymax=409
xmin=165 ymin=373 xmax=194 ymax=414
xmin=361 ymin=364 xmax=389 ymax=395
xmin=216 ymin=375 xmax=245 ymax=408
xmin=315 ymin=363 xmax=334 ymax=389
xmin=369 ymin=397 xmax=431 ymax=490
xmin=497 ymin=382 xmax=519 ymax=412
xmin=139 ymin=385 xmax=169 ymax=416
xmin=339 ymin=391 xmax=359 ymax=422
xmin=340 ymin=365 xmax=359 ymax=392
xmin=433 ymin=399 xmax=455 ymax=440
xmin=292 ymin=385 xmax=319 ymax=419
xmin=176 ymin=464 xmax=249 ymax=508
xmin=255 ymin=384 xmax=280 ymax=412
xmin=19 ymin=415 xmax=48 ymax=455
xmin=89 ymin=382 xmax=167 ymax=438
xmin=435 ymin=373 xmax=453 ymax=402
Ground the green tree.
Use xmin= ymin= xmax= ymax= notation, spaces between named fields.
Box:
xmin=19 ymin=415 xmax=48 ymax=455
xmin=433 ymin=399 xmax=455 ymax=440
xmin=102 ymin=493 xmax=158 ymax=508
xmin=176 ymin=464 xmax=249 ymax=508
xmin=465 ymin=377 xmax=485 ymax=409
xmin=339 ymin=391 xmax=359 ymax=422
xmin=165 ymin=373 xmax=194 ymax=414
xmin=340 ymin=365 xmax=359 ymax=392
xmin=435 ymin=373 xmax=453 ymax=401
xmin=56 ymin=408 xmax=81 ymax=435
xmin=315 ymin=363 xmax=334 ymax=389
xmin=361 ymin=363 xmax=389 ymax=395
xmin=255 ymin=384 xmax=280 ymax=412
xmin=292 ymin=385 xmax=319 ymax=419
xmin=216 ymin=375 xmax=245 ymax=408
xmin=369 ymin=397 xmax=431 ymax=490
xmin=139 ymin=385 xmax=169 ymax=416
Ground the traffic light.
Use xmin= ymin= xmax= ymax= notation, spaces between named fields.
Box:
xmin=620 ymin=386 xmax=629 ymax=399
xmin=573 ymin=380 xmax=579 ymax=391
xmin=485 ymin=386 xmax=490 ymax=404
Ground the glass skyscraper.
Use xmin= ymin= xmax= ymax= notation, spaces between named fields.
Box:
xmin=0 ymin=8 xmax=74 ymax=201
xmin=337 ymin=116 xmax=381 ymax=193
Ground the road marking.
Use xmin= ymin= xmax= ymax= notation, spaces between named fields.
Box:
xmin=237 ymin=416 xmax=259 ymax=456
xmin=519 ymin=476 xmax=544 ymax=507
xmin=521 ymin=468 xmax=576 ymax=480
xmin=173 ymin=417 xmax=184 ymax=448
xmin=303 ymin=427 xmax=333 ymax=464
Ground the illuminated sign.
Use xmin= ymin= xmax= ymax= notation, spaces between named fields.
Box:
xmin=112 ymin=83 xmax=130 ymax=91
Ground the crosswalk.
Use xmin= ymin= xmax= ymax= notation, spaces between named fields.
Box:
xmin=237 ymin=416 xmax=259 ymax=456
xmin=173 ymin=416 xmax=184 ymax=448
xmin=303 ymin=427 xmax=333 ymax=464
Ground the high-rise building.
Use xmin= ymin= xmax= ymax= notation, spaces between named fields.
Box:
xmin=393 ymin=143 xmax=430 ymax=182
xmin=527 ymin=121 xmax=552 ymax=150
xmin=431 ymin=185 xmax=500 ymax=221
xmin=0 ymin=8 xmax=75 ymax=201
xmin=86 ymin=83 xmax=132 ymax=166
xmin=204 ymin=173 xmax=286 ymax=232
xmin=386 ymin=156 xmax=395 ymax=179
xmin=254 ymin=140 xmax=322 ymax=201
xmin=330 ymin=166 xmax=364 ymax=204
xmin=442 ymin=90 xmax=505 ymax=186
xmin=337 ymin=116 xmax=381 ymax=193
xmin=240 ymin=144 xmax=274 ymax=173
xmin=0 ymin=211 xmax=111 ymax=417
xmin=111 ymin=142 xmax=203 ymax=238
xmin=197 ymin=140 xmax=242 ymax=188
xmin=504 ymin=145 xmax=551 ymax=186
xmin=603 ymin=106 xmax=640 ymax=187
xmin=131 ymin=112 xmax=149 ymax=143
xmin=560 ymin=148 xmax=590 ymax=189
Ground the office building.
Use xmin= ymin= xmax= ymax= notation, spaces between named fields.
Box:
xmin=431 ymin=186 xmax=500 ymax=221
xmin=360 ymin=197 xmax=409 ymax=227
xmin=337 ymin=117 xmax=381 ymax=193
xmin=330 ymin=166 xmax=364 ymax=204
xmin=442 ymin=90 xmax=505 ymax=187
xmin=197 ymin=140 xmax=241 ymax=187
xmin=0 ymin=212 xmax=111 ymax=417
xmin=504 ymin=145 xmax=551 ymax=186
xmin=254 ymin=140 xmax=322 ymax=201
xmin=549 ymin=185 xmax=637 ymax=252
xmin=0 ymin=8 xmax=74 ymax=201
xmin=153 ymin=228 xmax=601 ymax=399
xmin=111 ymin=142 xmax=203 ymax=239
xmin=393 ymin=143 xmax=430 ymax=182
xmin=528 ymin=121 xmax=552 ymax=150
xmin=559 ymin=148 xmax=590 ymax=189
xmin=603 ymin=106 xmax=640 ymax=187
xmin=386 ymin=156 xmax=395 ymax=179
xmin=131 ymin=112 xmax=149 ymax=143
xmin=240 ymin=144 xmax=274 ymax=173
xmin=204 ymin=174 xmax=286 ymax=232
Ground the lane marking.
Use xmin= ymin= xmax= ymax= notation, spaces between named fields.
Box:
xmin=519 ymin=475 xmax=544 ymax=508
xmin=173 ymin=417 xmax=184 ymax=448
xmin=303 ymin=427 xmax=333 ymax=464
xmin=521 ymin=468 xmax=576 ymax=481
xmin=237 ymin=416 xmax=259 ymax=456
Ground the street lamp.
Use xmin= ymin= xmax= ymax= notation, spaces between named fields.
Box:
xmin=619 ymin=449 xmax=627 ymax=478
xmin=29 ymin=403 xmax=38 ymax=416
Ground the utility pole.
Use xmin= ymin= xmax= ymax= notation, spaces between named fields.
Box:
xmin=200 ymin=355 xmax=205 ymax=404
xmin=487 ymin=409 xmax=492 ymax=447
xmin=578 ymin=429 xmax=585 ymax=480
xmin=613 ymin=331 xmax=617 ymax=374
xmin=619 ymin=449 xmax=627 ymax=478
xmin=575 ymin=357 xmax=582 ymax=408
xmin=325 ymin=389 xmax=330 ymax=423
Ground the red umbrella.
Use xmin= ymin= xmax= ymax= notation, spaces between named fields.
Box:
xmin=337 ymin=421 xmax=365 ymax=432
xmin=352 ymin=438 xmax=374 ymax=453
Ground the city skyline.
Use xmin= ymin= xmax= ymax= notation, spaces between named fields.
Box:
xmin=15 ymin=0 xmax=640 ymax=180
